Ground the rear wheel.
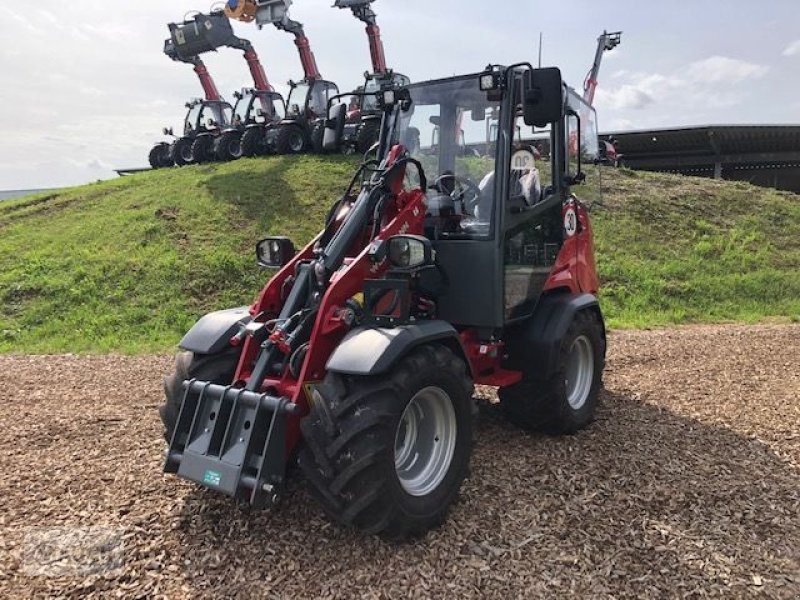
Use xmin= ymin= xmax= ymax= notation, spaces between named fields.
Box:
xmin=215 ymin=131 xmax=243 ymax=161
xmin=499 ymin=310 xmax=605 ymax=435
xmin=160 ymin=350 xmax=240 ymax=442
xmin=276 ymin=125 xmax=306 ymax=154
xmin=356 ymin=119 xmax=381 ymax=155
xmin=171 ymin=137 xmax=194 ymax=166
xmin=241 ymin=127 xmax=265 ymax=157
xmin=299 ymin=344 xmax=474 ymax=539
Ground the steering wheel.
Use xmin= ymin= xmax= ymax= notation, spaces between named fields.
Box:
xmin=433 ymin=174 xmax=482 ymax=216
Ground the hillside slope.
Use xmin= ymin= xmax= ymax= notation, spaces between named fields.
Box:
xmin=1 ymin=158 xmax=798 ymax=353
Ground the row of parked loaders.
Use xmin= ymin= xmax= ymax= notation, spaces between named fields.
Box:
xmin=149 ymin=0 xmax=409 ymax=169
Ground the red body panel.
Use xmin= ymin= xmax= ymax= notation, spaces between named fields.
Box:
xmin=244 ymin=48 xmax=272 ymax=91
xmin=543 ymin=199 xmax=598 ymax=296
xmin=193 ymin=60 xmax=222 ymax=101
xmin=366 ymin=24 xmax=387 ymax=74
xmin=294 ymin=35 xmax=321 ymax=81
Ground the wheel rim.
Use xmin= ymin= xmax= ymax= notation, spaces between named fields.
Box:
xmin=290 ymin=132 xmax=304 ymax=152
xmin=565 ymin=335 xmax=594 ymax=410
xmin=394 ymin=386 xmax=457 ymax=497
xmin=181 ymin=144 xmax=192 ymax=162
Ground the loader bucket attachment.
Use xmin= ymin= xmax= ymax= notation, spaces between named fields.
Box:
xmin=164 ymin=380 xmax=301 ymax=507
xmin=226 ymin=0 xmax=292 ymax=27
xmin=165 ymin=12 xmax=238 ymax=62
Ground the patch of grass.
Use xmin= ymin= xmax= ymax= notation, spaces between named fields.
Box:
xmin=0 ymin=159 xmax=797 ymax=353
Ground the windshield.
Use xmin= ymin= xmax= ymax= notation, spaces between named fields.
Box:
xmin=255 ymin=93 xmax=285 ymax=121
xmin=396 ymin=75 xmax=501 ymax=239
xmin=199 ymin=102 xmax=232 ymax=128
xmin=233 ymin=93 xmax=253 ymax=125
xmin=287 ymin=83 xmax=309 ymax=118
xmin=184 ymin=103 xmax=202 ymax=134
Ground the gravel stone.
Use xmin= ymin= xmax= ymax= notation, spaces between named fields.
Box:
xmin=0 ymin=324 xmax=798 ymax=598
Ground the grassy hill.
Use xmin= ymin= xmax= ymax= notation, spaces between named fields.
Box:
xmin=1 ymin=157 xmax=798 ymax=353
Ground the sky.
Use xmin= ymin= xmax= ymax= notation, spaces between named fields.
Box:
xmin=1 ymin=0 xmax=799 ymax=190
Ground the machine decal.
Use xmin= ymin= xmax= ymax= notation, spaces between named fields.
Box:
xmin=564 ymin=208 xmax=578 ymax=237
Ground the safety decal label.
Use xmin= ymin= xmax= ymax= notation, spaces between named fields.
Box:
xmin=203 ymin=470 xmax=221 ymax=487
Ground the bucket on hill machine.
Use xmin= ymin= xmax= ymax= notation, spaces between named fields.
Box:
xmin=225 ymin=0 xmax=340 ymax=155
xmin=161 ymin=63 xmax=607 ymax=538
xmin=333 ymin=0 xmax=412 ymax=154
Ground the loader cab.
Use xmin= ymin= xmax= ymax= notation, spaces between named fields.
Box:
xmin=395 ymin=67 xmax=601 ymax=329
xmin=360 ymin=72 xmax=411 ymax=115
xmin=185 ymin=100 xmax=233 ymax=135
xmin=285 ymin=79 xmax=339 ymax=122
xmin=232 ymin=89 xmax=286 ymax=128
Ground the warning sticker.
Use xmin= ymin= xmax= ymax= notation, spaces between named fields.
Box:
xmin=203 ymin=470 xmax=221 ymax=487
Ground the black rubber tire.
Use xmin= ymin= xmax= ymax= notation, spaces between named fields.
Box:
xmin=310 ymin=121 xmax=326 ymax=154
xmin=160 ymin=349 xmax=241 ymax=442
xmin=149 ymin=143 xmax=170 ymax=169
xmin=299 ymin=344 xmax=474 ymax=539
xmin=356 ymin=119 xmax=381 ymax=155
xmin=191 ymin=136 xmax=213 ymax=164
xmin=171 ymin=137 xmax=195 ymax=166
xmin=275 ymin=125 xmax=306 ymax=155
xmin=499 ymin=310 xmax=605 ymax=435
xmin=215 ymin=131 xmax=243 ymax=162
xmin=241 ymin=127 xmax=265 ymax=157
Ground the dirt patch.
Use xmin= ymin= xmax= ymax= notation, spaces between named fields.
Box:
xmin=0 ymin=324 xmax=798 ymax=598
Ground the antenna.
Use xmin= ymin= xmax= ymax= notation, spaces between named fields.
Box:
xmin=538 ymin=32 xmax=543 ymax=68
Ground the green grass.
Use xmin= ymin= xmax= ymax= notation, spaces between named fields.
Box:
xmin=0 ymin=159 xmax=798 ymax=353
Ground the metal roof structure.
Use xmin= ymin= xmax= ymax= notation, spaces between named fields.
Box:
xmin=601 ymin=124 xmax=800 ymax=192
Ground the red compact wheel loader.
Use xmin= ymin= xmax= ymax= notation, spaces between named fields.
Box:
xmin=225 ymin=0 xmax=339 ymax=155
xmin=162 ymin=64 xmax=607 ymax=539
xmin=332 ymin=0 xmax=412 ymax=154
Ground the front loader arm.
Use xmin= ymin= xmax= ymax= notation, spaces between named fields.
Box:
xmin=334 ymin=0 xmax=387 ymax=74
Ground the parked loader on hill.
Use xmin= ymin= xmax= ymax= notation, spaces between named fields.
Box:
xmin=333 ymin=0 xmax=411 ymax=154
xmin=583 ymin=30 xmax=622 ymax=166
xmin=225 ymin=0 xmax=339 ymax=154
xmin=162 ymin=64 xmax=606 ymax=539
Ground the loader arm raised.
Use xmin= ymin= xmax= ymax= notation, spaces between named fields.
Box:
xmin=225 ymin=0 xmax=322 ymax=81
xmin=583 ymin=30 xmax=621 ymax=107
xmin=334 ymin=0 xmax=387 ymax=74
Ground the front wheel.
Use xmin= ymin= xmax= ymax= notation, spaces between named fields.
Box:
xmin=356 ymin=119 xmax=381 ymax=155
xmin=240 ymin=127 xmax=265 ymax=157
xmin=191 ymin=136 xmax=213 ymax=164
xmin=275 ymin=125 xmax=306 ymax=155
xmin=299 ymin=344 xmax=474 ymax=539
xmin=499 ymin=309 xmax=605 ymax=435
xmin=215 ymin=131 xmax=243 ymax=161
xmin=171 ymin=137 xmax=194 ymax=166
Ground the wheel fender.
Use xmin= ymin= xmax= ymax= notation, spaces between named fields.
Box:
xmin=179 ymin=306 xmax=252 ymax=355
xmin=504 ymin=293 xmax=605 ymax=380
xmin=326 ymin=321 xmax=468 ymax=377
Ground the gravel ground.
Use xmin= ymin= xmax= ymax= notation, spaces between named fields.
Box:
xmin=0 ymin=324 xmax=798 ymax=599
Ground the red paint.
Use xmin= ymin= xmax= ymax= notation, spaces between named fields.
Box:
xmin=366 ymin=24 xmax=387 ymax=74
xmin=293 ymin=34 xmax=321 ymax=81
xmin=244 ymin=47 xmax=272 ymax=91
xmin=543 ymin=199 xmax=599 ymax=296
xmin=193 ymin=60 xmax=221 ymax=101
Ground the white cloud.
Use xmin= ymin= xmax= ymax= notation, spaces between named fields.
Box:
xmin=783 ymin=39 xmax=800 ymax=57
xmin=596 ymin=85 xmax=654 ymax=110
xmin=685 ymin=56 xmax=769 ymax=83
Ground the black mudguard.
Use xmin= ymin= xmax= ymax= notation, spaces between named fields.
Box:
xmin=504 ymin=293 xmax=605 ymax=380
xmin=326 ymin=321 xmax=468 ymax=376
xmin=179 ymin=306 xmax=252 ymax=355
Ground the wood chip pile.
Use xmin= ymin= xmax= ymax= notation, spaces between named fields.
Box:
xmin=0 ymin=324 xmax=798 ymax=598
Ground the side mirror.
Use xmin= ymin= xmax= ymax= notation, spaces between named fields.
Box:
xmin=524 ymin=67 xmax=564 ymax=127
xmin=163 ymin=127 xmax=174 ymax=136
xmin=385 ymin=235 xmax=434 ymax=270
xmin=256 ymin=108 xmax=266 ymax=117
xmin=323 ymin=102 xmax=346 ymax=152
xmin=256 ymin=237 xmax=296 ymax=268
